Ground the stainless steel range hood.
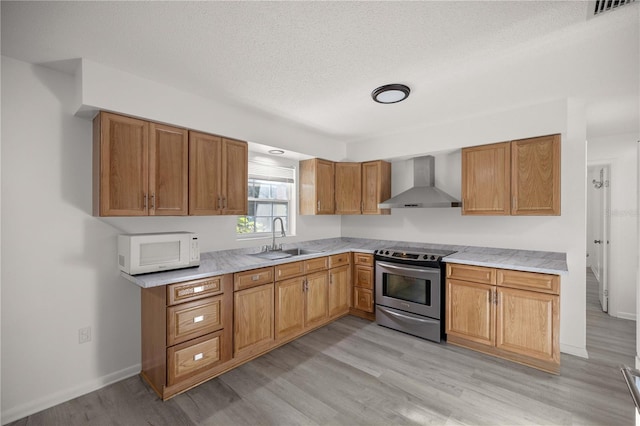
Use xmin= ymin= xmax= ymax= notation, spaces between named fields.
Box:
xmin=378 ymin=156 xmax=461 ymax=209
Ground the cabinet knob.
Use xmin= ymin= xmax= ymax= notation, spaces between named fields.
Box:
xmin=594 ymin=240 xmax=602 ymax=244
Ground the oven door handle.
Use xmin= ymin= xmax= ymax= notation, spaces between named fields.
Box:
xmin=383 ymin=308 xmax=437 ymax=324
xmin=376 ymin=261 xmax=437 ymax=275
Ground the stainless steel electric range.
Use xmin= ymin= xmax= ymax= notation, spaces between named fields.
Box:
xmin=374 ymin=247 xmax=456 ymax=343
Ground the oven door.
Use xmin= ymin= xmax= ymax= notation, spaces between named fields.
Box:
xmin=375 ymin=261 xmax=441 ymax=319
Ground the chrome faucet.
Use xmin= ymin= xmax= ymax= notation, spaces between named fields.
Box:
xmin=271 ymin=217 xmax=286 ymax=251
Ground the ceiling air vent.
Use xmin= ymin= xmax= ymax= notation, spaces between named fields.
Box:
xmin=593 ymin=0 xmax=636 ymax=16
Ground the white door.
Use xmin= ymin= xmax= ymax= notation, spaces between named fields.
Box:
xmin=588 ymin=165 xmax=611 ymax=312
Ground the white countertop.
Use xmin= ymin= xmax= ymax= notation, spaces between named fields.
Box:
xmin=121 ymin=237 xmax=568 ymax=288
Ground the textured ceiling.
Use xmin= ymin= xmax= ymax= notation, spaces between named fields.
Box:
xmin=2 ymin=1 xmax=638 ymax=143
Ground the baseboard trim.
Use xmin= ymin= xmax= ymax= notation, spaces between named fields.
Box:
xmin=560 ymin=343 xmax=589 ymax=359
xmin=616 ymin=311 xmax=637 ymax=321
xmin=1 ymin=364 xmax=141 ymax=425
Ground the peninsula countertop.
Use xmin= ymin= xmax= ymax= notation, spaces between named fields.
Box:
xmin=121 ymin=237 xmax=568 ymax=288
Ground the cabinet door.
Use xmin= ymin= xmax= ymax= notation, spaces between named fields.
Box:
xmin=221 ymin=138 xmax=248 ymax=215
xmin=148 ymin=123 xmax=188 ymax=216
xmin=511 ymin=134 xmax=561 ymax=216
xmin=329 ymin=265 xmax=350 ymax=318
xmin=496 ymin=287 xmax=559 ymax=364
xmin=461 ymin=142 xmax=511 ymax=215
xmin=95 ymin=112 xmax=149 ymax=216
xmin=335 ymin=162 xmax=362 ymax=215
xmin=446 ymin=279 xmax=495 ymax=346
xmin=316 ymin=159 xmax=335 ymax=214
xmin=305 ymin=271 xmax=329 ymax=328
xmin=362 ymin=160 xmax=391 ymax=215
xmin=189 ymin=131 xmax=222 ymax=215
xmin=353 ymin=287 xmax=374 ymax=313
xmin=234 ymin=284 xmax=274 ymax=356
xmin=275 ymin=277 xmax=305 ymax=341
xmin=354 ymin=265 xmax=373 ymax=290
xmin=299 ymin=158 xmax=335 ymax=215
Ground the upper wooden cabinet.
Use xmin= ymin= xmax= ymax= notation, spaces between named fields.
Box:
xmin=300 ymin=158 xmax=335 ymax=215
xmin=361 ymin=160 xmax=391 ymax=215
xmin=93 ymin=111 xmax=247 ymax=217
xmin=461 ymin=142 xmax=511 ymax=216
xmin=93 ymin=112 xmax=188 ymax=216
xmin=511 ymin=135 xmax=561 ymax=216
xmin=301 ymin=158 xmax=391 ymax=215
xmin=149 ymin=123 xmax=189 ymax=216
xmin=461 ymin=134 xmax=560 ymax=216
xmin=189 ymin=132 xmax=248 ymax=216
xmin=335 ymin=162 xmax=362 ymax=215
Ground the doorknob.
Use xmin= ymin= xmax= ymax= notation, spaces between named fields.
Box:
xmin=594 ymin=240 xmax=602 ymax=244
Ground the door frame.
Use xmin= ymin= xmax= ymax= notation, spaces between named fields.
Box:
xmin=587 ymin=161 xmax=611 ymax=313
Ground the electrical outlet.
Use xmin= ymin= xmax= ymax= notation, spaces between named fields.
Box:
xmin=79 ymin=326 xmax=91 ymax=344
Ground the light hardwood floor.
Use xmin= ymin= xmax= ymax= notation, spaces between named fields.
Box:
xmin=10 ymin=269 xmax=636 ymax=425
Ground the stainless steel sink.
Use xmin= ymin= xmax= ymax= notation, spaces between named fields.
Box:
xmin=250 ymin=248 xmax=323 ymax=260
xmin=281 ymin=248 xmax=323 ymax=256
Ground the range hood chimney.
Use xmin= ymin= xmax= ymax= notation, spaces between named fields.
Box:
xmin=378 ymin=156 xmax=461 ymax=209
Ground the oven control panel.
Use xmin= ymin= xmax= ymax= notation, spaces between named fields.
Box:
xmin=374 ymin=248 xmax=456 ymax=266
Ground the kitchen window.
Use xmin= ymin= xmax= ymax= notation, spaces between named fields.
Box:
xmin=237 ymin=161 xmax=295 ymax=237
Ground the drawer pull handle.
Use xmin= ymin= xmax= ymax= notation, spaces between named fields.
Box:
xmin=252 ymin=275 xmax=260 ymax=281
xmin=193 ymin=315 xmax=204 ymax=323
xmin=193 ymin=286 xmax=204 ymax=293
xmin=194 ymin=353 xmax=203 ymax=361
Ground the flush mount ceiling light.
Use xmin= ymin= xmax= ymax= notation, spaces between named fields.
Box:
xmin=371 ymin=84 xmax=410 ymax=104
xmin=268 ymin=149 xmax=285 ymax=155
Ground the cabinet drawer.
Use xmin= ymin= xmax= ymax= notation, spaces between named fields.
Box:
xmin=353 ymin=287 xmax=374 ymax=313
xmin=305 ymin=256 xmax=328 ymax=273
xmin=167 ymin=276 xmax=223 ymax=305
xmin=234 ymin=267 xmax=274 ymax=291
xmin=329 ymin=253 xmax=350 ymax=268
xmin=275 ymin=261 xmax=304 ymax=280
xmin=354 ymin=253 xmax=373 ymax=266
xmin=167 ymin=331 xmax=224 ymax=386
xmin=447 ymin=263 xmax=496 ymax=285
xmin=354 ymin=265 xmax=373 ymax=290
xmin=167 ymin=296 xmax=224 ymax=346
xmin=497 ymin=269 xmax=560 ymax=295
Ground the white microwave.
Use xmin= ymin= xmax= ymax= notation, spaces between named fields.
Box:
xmin=117 ymin=232 xmax=200 ymax=275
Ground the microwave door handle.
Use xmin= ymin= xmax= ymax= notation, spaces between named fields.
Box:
xmin=377 ymin=261 xmax=437 ymax=275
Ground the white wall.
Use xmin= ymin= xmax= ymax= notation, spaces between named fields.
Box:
xmin=343 ymin=98 xmax=588 ymax=357
xmin=0 ymin=56 xmax=342 ymax=424
xmin=588 ymin=133 xmax=639 ymax=320
xmin=77 ymin=59 xmax=348 ymax=163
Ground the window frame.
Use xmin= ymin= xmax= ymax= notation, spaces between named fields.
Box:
xmin=236 ymin=160 xmax=296 ymax=240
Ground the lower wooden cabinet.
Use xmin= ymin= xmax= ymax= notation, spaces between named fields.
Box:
xmin=167 ymin=330 xmax=224 ymax=386
xmin=233 ymin=283 xmax=274 ymax=357
xmin=446 ymin=279 xmax=495 ymax=346
xmin=275 ymin=276 xmax=306 ymax=341
xmin=350 ymin=252 xmax=375 ymax=319
xmin=274 ymin=271 xmax=331 ymax=341
xmin=305 ymin=271 xmax=329 ymax=328
xmin=141 ymin=275 xmax=233 ymax=399
xmin=328 ymin=264 xmax=350 ymax=318
xmin=496 ymin=287 xmax=559 ymax=364
xmin=446 ymin=263 xmax=560 ymax=374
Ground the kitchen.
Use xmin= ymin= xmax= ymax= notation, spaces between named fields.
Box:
xmin=1 ymin=1 xmax=639 ymax=425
